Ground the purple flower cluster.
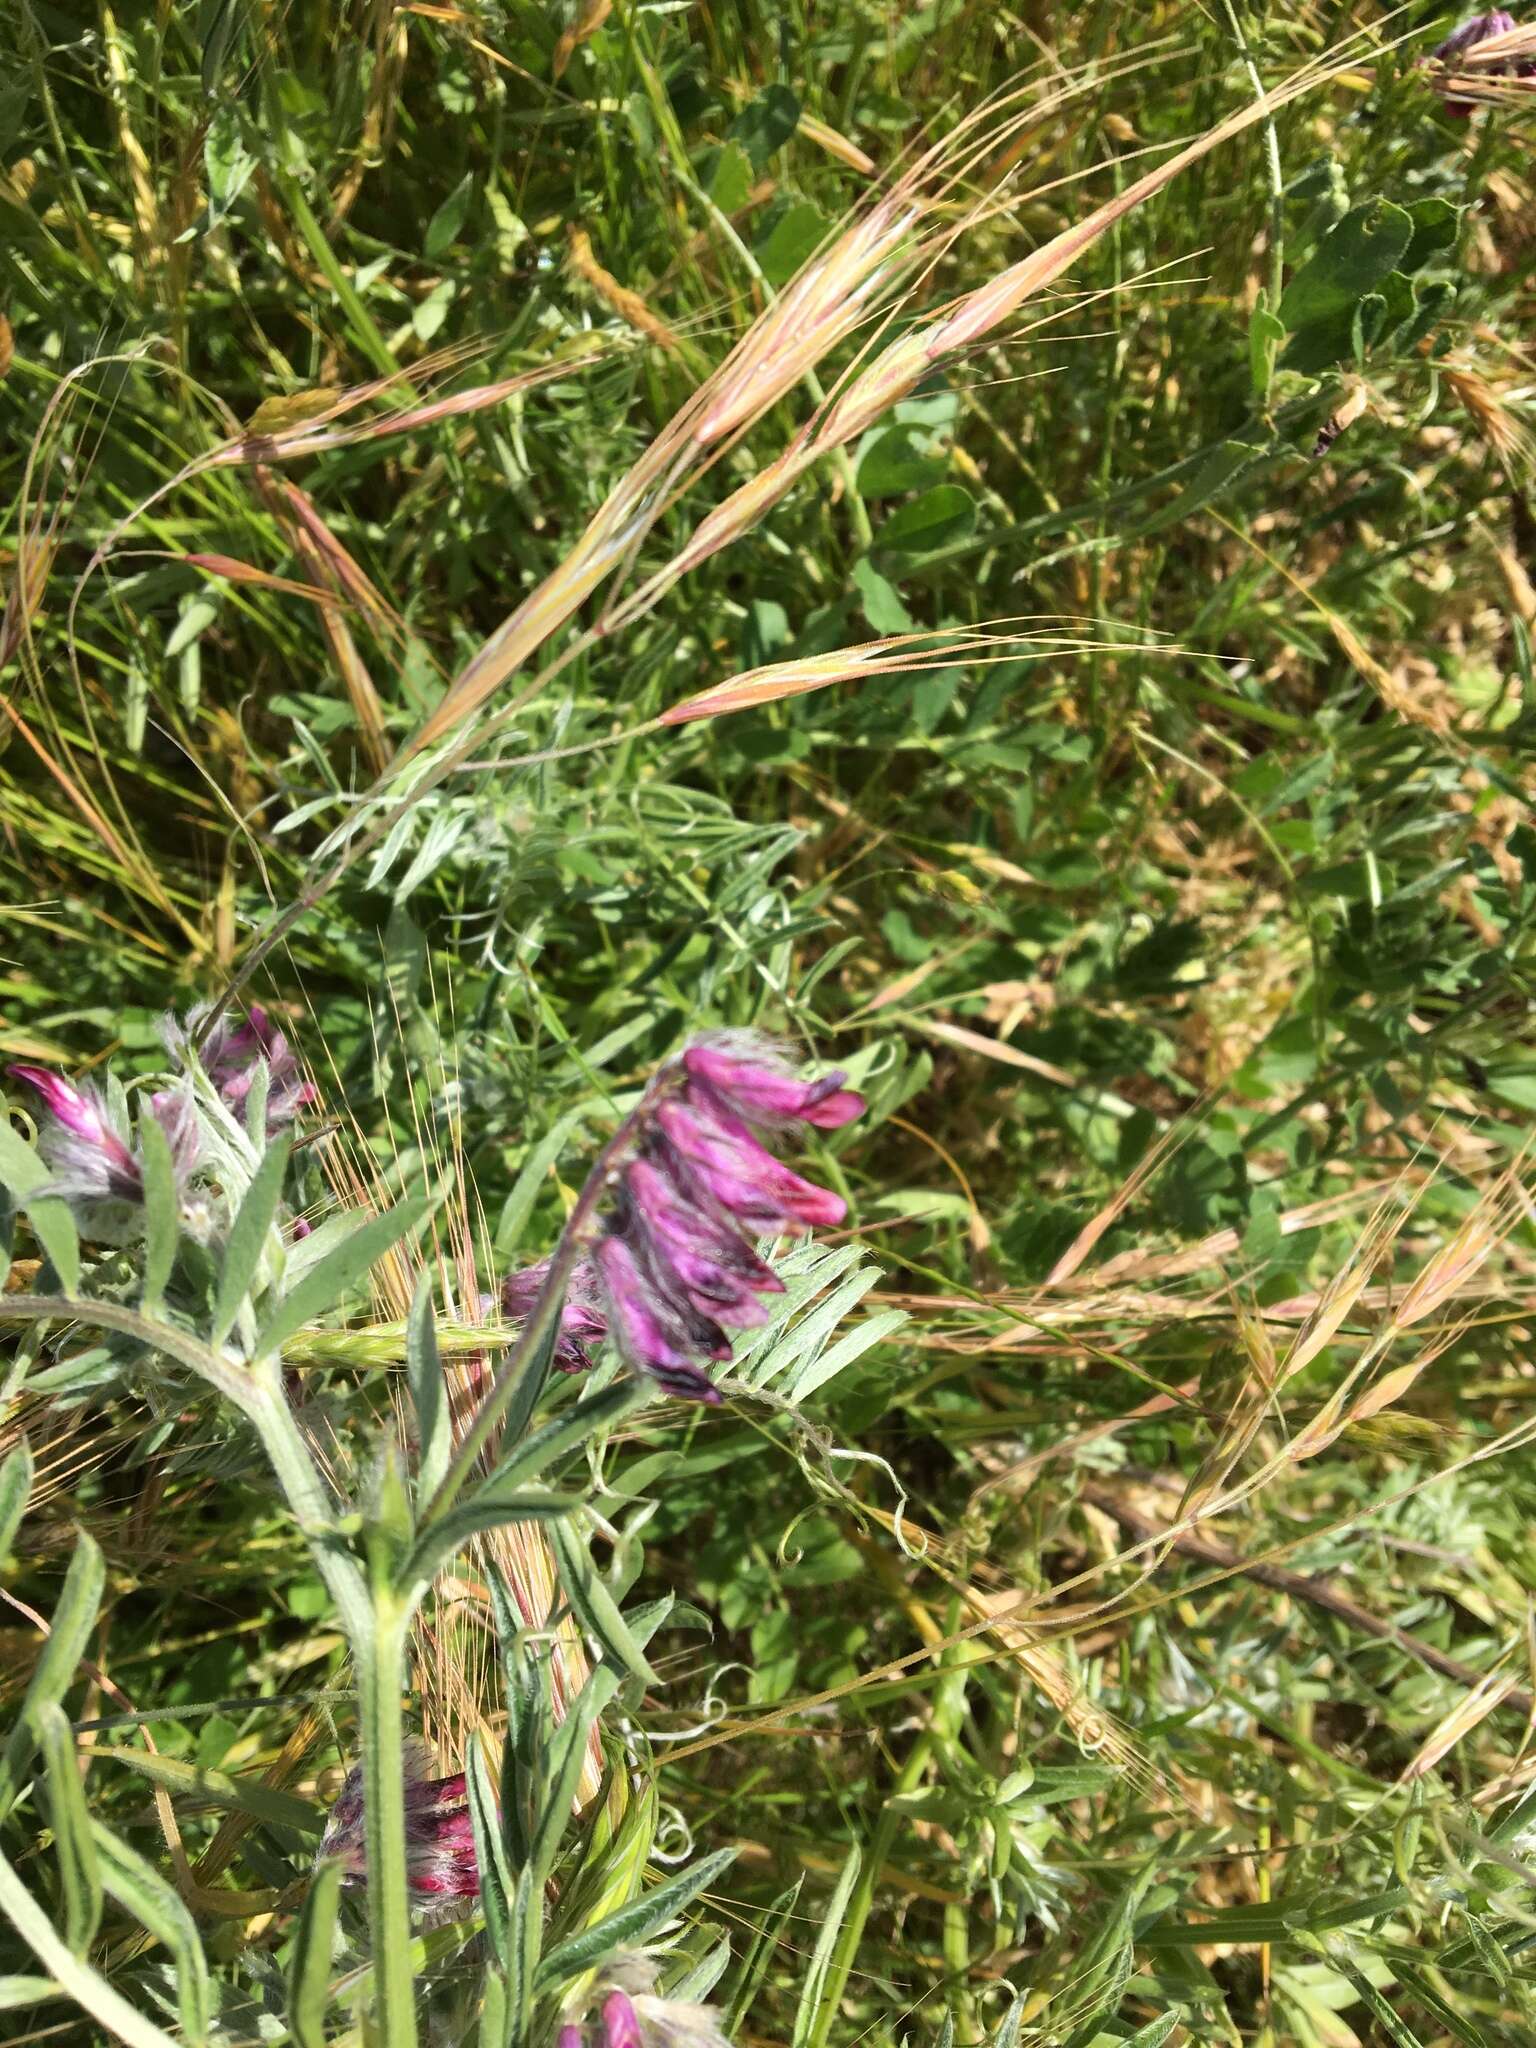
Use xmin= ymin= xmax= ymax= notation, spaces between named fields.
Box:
xmin=316 ymin=1747 xmax=479 ymax=1905
xmin=1429 ymin=12 xmax=1529 ymax=111
xmin=7 ymin=1065 xmax=199 ymax=1211
xmin=501 ymin=1255 xmax=609 ymax=1374
xmin=180 ymin=1002 xmax=317 ymax=1135
xmin=499 ymin=1034 xmax=864 ymax=1404
xmin=1432 ymin=9 xmax=1517 ymax=62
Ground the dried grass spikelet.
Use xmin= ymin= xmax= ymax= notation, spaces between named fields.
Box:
xmin=959 ymin=1158 xmax=1532 ymax=1558
xmin=552 ymin=0 xmax=612 ymax=80
xmin=317 ymin=1102 xmax=606 ymax=1811
xmin=0 ymin=516 xmax=53 ymax=676
xmin=1444 ymin=355 xmax=1536 ymax=475
xmin=77 ymin=344 xmax=590 ymax=600
xmin=655 ymin=49 xmax=1351 ymax=569
xmin=859 ymin=1507 xmax=1154 ymax=1785
xmin=403 ymin=181 xmax=926 ymax=756
xmin=659 ymin=620 xmax=1119 ymax=724
xmin=210 ymin=42 xmax=1382 ymax=1021
xmin=404 ymin=42 xmax=1344 ymax=756
xmin=960 ymin=1584 xmax=1151 ymax=1784
xmin=568 ymin=228 xmax=682 ymax=354
xmin=1404 ymin=1667 xmax=1528 ymax=1782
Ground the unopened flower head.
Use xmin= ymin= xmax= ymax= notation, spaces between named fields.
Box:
xmin=316 ymin=1743 xmax=479 ymax=1907
xmin=7 ymin=1064 xmax=200 ymax=1238
xmin=172 ymin=1002 xmax=318 ymax=1135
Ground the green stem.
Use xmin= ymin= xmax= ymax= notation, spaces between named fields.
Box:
xmin=807 ymin=1619 xmax=981 ymax=2048
xmin=420 ymin=1087 xmax=659 ymax=1526
xmin=358 ymin=1598 xmax=418 ymax=2048
xmin=1221 ymin=0 xmax=1284 ymax=308
xmin=805 ymin=1727 xmax=933 ymax=2048
xmin=273 ymin=172 xmax=411 ymax=392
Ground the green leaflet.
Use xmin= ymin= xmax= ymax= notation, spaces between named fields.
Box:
xmin=287 ymin=1854 xmax=344 ymax=2048
xmin=551 ymin=1514 xmax=659 ymax=1688
xmin=536 ymin=1848 xmax=738 ymax=1993
xmin=794 ymin=1841 xmax=862 ymax=2048
xmin=1 ymin=1530 xmax=103 ymax=1823
xmin=0 ymin=1118 xmax=79 ymax=1294
xmin=93 ymin=1822 xmax=215 ymax=2044
xmin=88 ymin=1745 xmax=324 ymax=1835
xmin=253 ymin=1191 xmax=432 ymax=1359
xmin=137 ymin=1109 xmax=180 ymax=1313
xmin=0 ymin=1437 xmax=33 ymax=1565
xmin=212 ymin=1132 xmax=292 ymax=1345
xmin=405 ymin=1269 xmax=451 ymax=1502
xmin=36 ymin=1703 xmax=102 ymax=1957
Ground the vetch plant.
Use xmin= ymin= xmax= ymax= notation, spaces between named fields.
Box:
xmin=495 ymin=1033 xmax=864 ymax=1404
xmin=0 ymin=1020 xmax=870 ymax=2046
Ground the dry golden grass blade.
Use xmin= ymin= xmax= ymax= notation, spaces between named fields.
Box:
xmin=0 ymin=689 xmax=208 ymax=958
xmin=1084 ymin=1183 xmax=1401 ymax=1288
xmin=913 ymin=1017 xmax=1077 ymax=1089
xmin=660 ymin=626 xmax=1097 ymax=724
xmin=272 ymin=481 xmax=409 ymax=644
xmin=856 ymin=1515 xmax=1157 ymax=1784
xmin=1046 ymin=1107 xmax=1211 ymax=1287
xmin=0 ymin=521 xmax=53 ymax=674
xmin=401 ymin=182 xmax=924 ymax=759
xmin=1404 ymin=1670 xmax=1531 ymax=1781
xmin=1392 ymin=1175 xmax=1524 ymax=1331
xmin=307 ymin=583 xmax=391 ymax=777
xmin=796 ymin=113 xmax=876 ymax=176
xmin=78 ymin=351 xmax=587 ymax=610
xmin=400 ymin=62 xmax=1163 ymax=758
xmin=966 ymin=1381 xmax=1202 ymax=1507
xmin=274 ymin=503 xmax=393 ymax=775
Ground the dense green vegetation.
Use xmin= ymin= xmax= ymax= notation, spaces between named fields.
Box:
xmin=6 ymin=3 xmax=1536 ymax=2043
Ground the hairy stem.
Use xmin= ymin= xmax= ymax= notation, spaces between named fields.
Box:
xmin=358 ymin=1597 xmax=418 ymax=2048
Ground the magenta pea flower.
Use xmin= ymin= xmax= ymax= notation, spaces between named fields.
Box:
xmin=1432 ymin=9 xmax=1517 ymax=61
xmin=602 ymin=1993 xmax=644 ymax=2048
xmin=597 ymin=1032 xmax=862 ymax=1403
xmin=8 ymin=1064 xmax=200 ymax=1228
xmin=500 ymin=1255 xmax=609 ymax=1373
xmin=171 ymin=1002 xmax=317 ymax=1135
xmin=592 ymin=1232 xmax=729 ymax=1403
xmin=680 ymin=1038 xmax=864 ymax=1129
xmin=493 ymin=1033 xmax=862 ymax=1404
xmin=561 ymin=1969 xmax=733 ymax=2048
xmin=316 ymin=1746 xmax=479 ymax=1907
